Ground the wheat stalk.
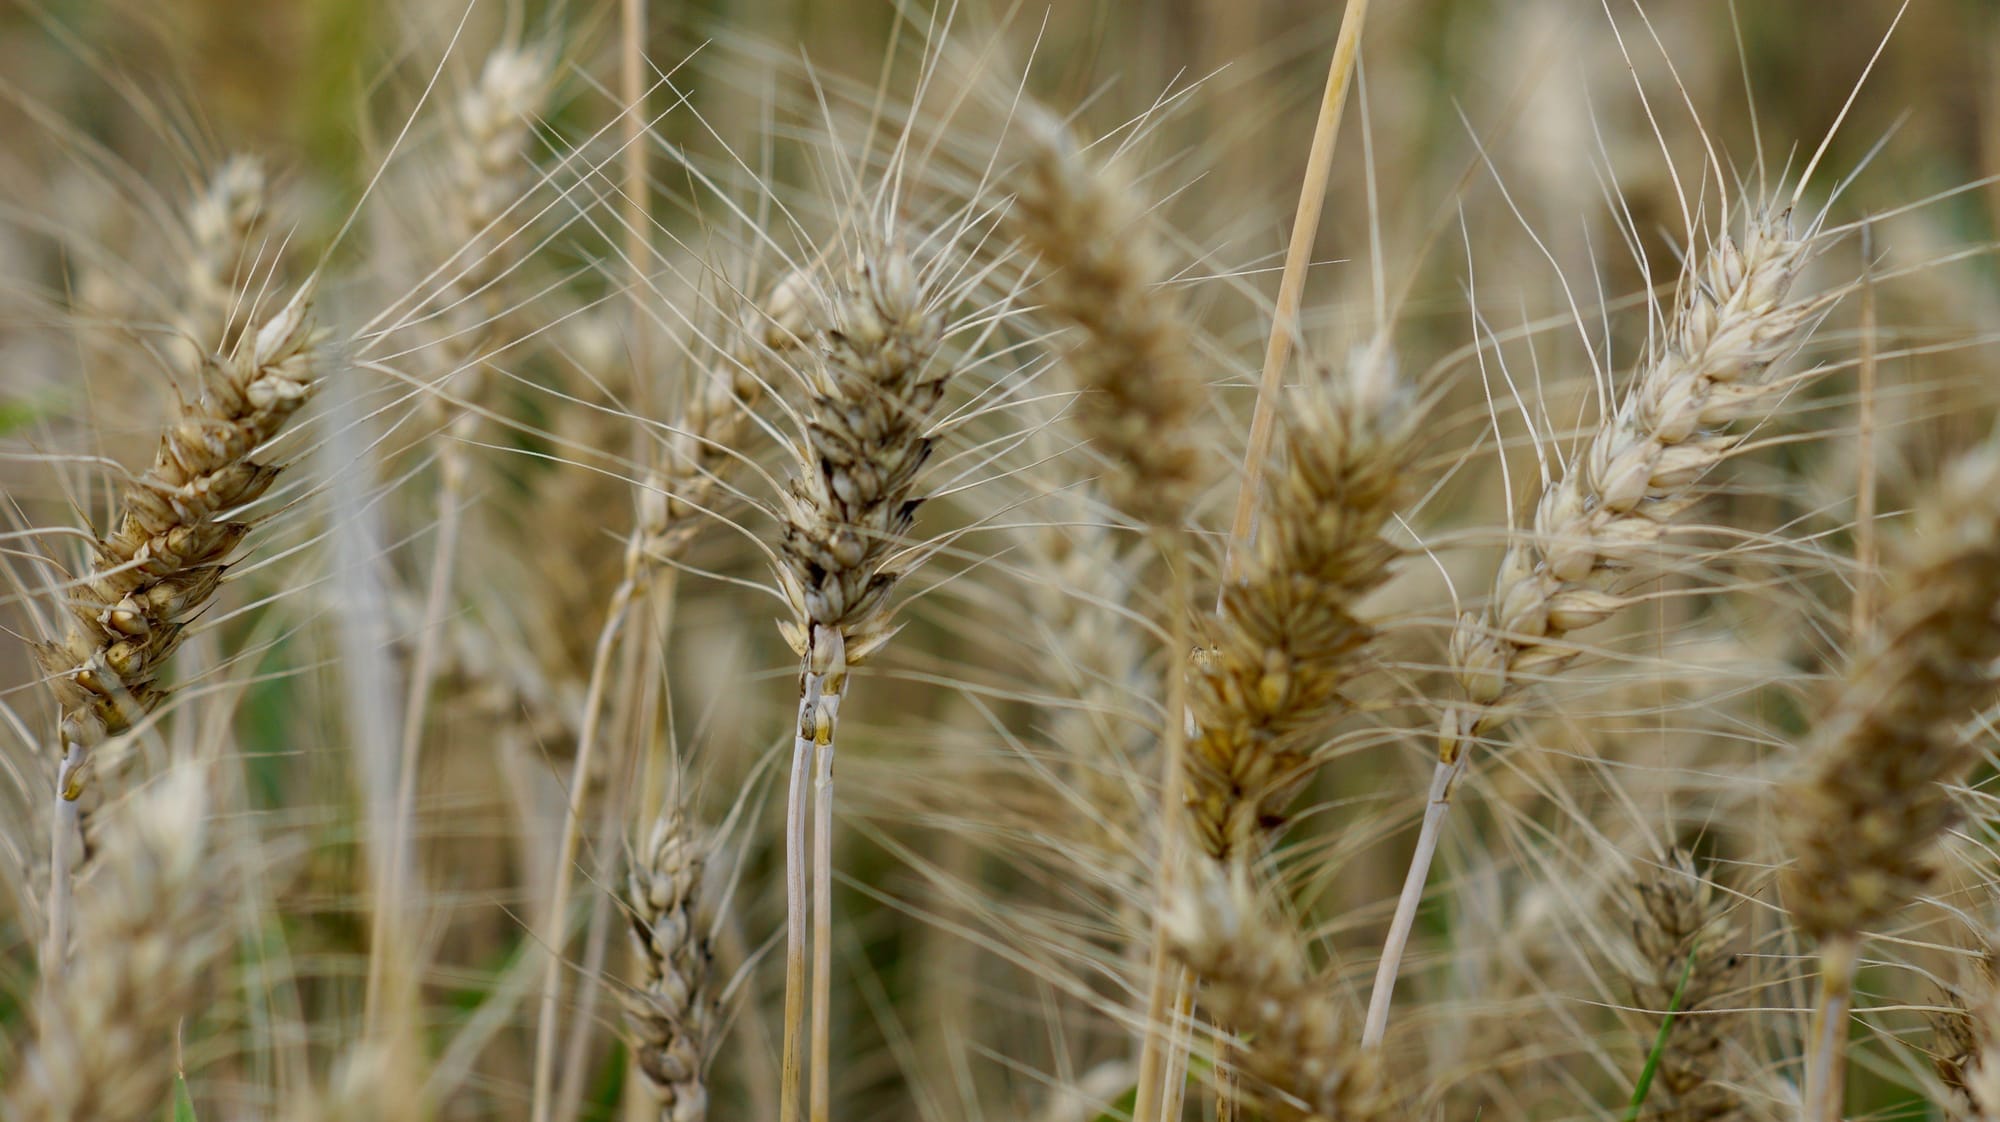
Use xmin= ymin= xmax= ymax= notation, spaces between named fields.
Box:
xmin=1365 ymin=207 xmax=1823 ymax=1047
xmin=773 ymin=244 xmax=950 ymax=1122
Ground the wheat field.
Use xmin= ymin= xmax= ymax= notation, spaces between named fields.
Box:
xmin=4 ymin=1 xmax=2000 ymax=1120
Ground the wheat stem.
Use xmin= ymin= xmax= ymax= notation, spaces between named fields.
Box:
xmin=1362 ymin=751 xmax=1461 ymax=1047
xmin=1223 ymin=0 xmax=1372 ymax=583
xmin=1131 ymin=537 xmax=1194 ymax=1122
xmin=530 ymin=572 xmax=639 ymax=1122
xmin=1804 ymin=933 xmax=1857 ymax=1122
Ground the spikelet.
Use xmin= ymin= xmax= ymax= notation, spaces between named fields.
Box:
xmin=6 ymin=770 xmax=238 ymax=1122
xmin=773 ymin=245 xmax=949 ymax=665
xmin=645 ymin=271 xmax=814 ymax=564
xmin=180 ymin=156 xmax=269 ymax=357
xmin=1186 ymin=345 xmax=1414 ymax=859
xmin=35 ymin=286 xmax=318 ymax=757
xmin=445 ymin=46 xmax=551 ymax=305
xmin=1932 ymin=950 xmax=2000 ymax=1120
xmin=1624 ymin=851 xmax=1752 ymax=1122
xmin=1444 ymin=211 xmax=1818 ymax=758
xmin=1010 ymin=108 xmax=1205 ymax=529
xmin=1780 ymin=440 xmax=2000 ymax=941
xmin=623 ymin=809 xmax=717 ymax=1122
xmin=1166 ymin=864 xmax=1389 ymax=1121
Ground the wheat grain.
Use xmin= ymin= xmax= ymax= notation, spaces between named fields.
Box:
xmin=1625 ymin=850 xmax=1752 ymax=1122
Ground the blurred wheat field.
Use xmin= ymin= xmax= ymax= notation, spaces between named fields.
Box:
xmin=4 ymin=1 xmax=2000 ymax=1120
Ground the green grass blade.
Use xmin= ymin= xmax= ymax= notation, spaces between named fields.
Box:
xmin=1623 ymin=944 xmax=1699 ymax=1122
xmin=173 ymin=1072 xmax=199 ymax=1122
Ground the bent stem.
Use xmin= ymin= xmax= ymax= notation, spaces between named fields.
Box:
xmin=529 ymin=573 xmax=639 ymax=1122
xmin=1362 ymin=737 xmax=1467 ymax=1048
xmin=1803 ymin=933 xmax=1857 ymax=1122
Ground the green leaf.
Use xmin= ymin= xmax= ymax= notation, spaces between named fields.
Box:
xmin=1624 ymin=944 xmax=1700 ymax=1121
xmin=173 ymin=1072 xmax=199 ymax=1122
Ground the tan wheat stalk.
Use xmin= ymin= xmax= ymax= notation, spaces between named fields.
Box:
xmin=1623 ymin=850 xmax=1752 ymax=1122
xmin=395 ymin=40 xmax=551 ymax=1064
xmin=772 ymin=244 xmax=949 ymax=1122
xmin=529 ymin=274 xmax=809 ymax=1122
xmin=1188 ymin=342 xmax=1414 ymax=863
xmin=7 ymin=769 xmax=238 ymax=1122
xmin=1364 ymin=207 xmax=1822 ymax=1047
xmin=1010 ymin=105 xmax=1209 ymax=1122
xmin=1780 ymin=439 xmax=2000 ymax=1122
xmin=1166 ymin=862 xmax=1389 ymax=1122
xmin=623 ymin=807 xmax=718 ymax=1122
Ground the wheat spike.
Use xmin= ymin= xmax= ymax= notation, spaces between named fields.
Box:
xmin=1187 ymin=344 xmax=1414 ymax=860
xmin=624 ymin=809 xmax=718 ymax=1122
xmin=1167 ymin=864 xmax=1389 ymax=1122
xmin=1445 ymin=210 xmax=1818 ymax=758
xmin=1625 ymin=850 xmax=1752 ymax=1122
xmin=1010 ymin=108 xmax=1206 ymax=529
xmin=1782 ymin=440 xmax=2000 ymax=940
xmin=36 ymin=286 xmax=317 ymax=759
xmin=7 ymin=770 xmax=238 ymax=1122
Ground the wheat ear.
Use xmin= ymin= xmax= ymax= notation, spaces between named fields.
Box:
xmin=773 ymin=245 xmax=949 ymax=1122
xmin=7 ymin=769 xmax=238 ymax=1122
xmin=34 ymin=285 xmax=314 ymax=986
xmin=1780 ymin=439 xmax=2000 ymax=1122
xmin=1188 ymin=342 xmax=1414 ymax=862
xmin=1010 ymin=106 xmax=1211 ymax=1122
xmin=1166 ymin=863 xmax=1389 ymax=1122
xmin=1364 ymin=209 xmax=1821 ymax=1047
xmin=1623 ymin=850 xmax=1752 ymax=1122
xmin=623 ymin=808 xmax=718 ymax=1122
